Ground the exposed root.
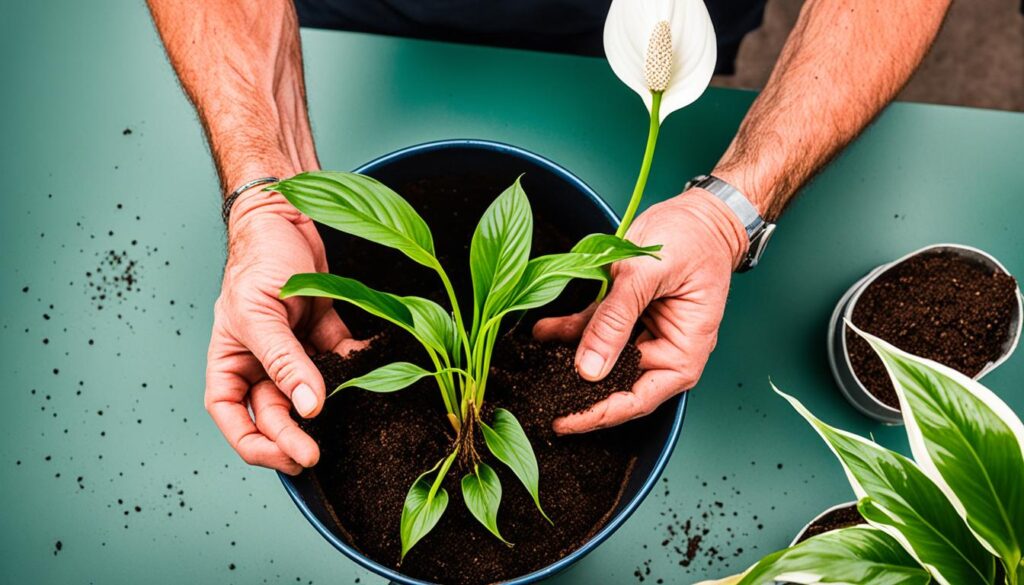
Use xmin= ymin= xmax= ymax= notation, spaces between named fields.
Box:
xmin=456 ymin=408 xmax=482 ymax=470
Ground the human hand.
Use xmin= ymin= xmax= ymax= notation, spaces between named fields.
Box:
xmin=205 ymin=188 xmax=365 ymax=474
xmin=534 ymin=188 xmax=749 ymax=434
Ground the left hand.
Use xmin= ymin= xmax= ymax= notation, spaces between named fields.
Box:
xmin=533 ymin=188 xmax=749 ymax=434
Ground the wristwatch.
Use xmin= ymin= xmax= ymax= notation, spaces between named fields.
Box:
xmin=685 ymin=174 xmax=776 ymax=272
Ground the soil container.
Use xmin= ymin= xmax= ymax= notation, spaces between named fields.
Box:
xmin=278 ymin=140 xmax=688 ymax=585
xmin=789 ymin=501 xmax=865 ymax=547
xmin=827 ymin=244 xmax=1022 ymax=424
xmin=768 ymin=502 xmax=867 ymax=585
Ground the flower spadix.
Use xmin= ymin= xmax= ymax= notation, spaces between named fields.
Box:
xmin=604 ymin=0 xmax=717 ymax=123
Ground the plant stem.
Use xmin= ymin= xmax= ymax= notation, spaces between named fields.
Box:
xmin=616 ymin=91 xmax=663 ymax=239
xmin=1005 ymin=559 xmax=1019 ymax=585
xmin=432 ymin=261 xmax=475 ymax=419
xmin=427 ymin=449 xmax=458 ymax=501
xmin=433 ymin=261 xmax=473 ymax=363
xmin=597 ymin=91 xmax=662 ymax=301
xmin=424 ymin=348 xmax=456 ymax=416
xmin=475 ymin=323 xmax=500 ymax=412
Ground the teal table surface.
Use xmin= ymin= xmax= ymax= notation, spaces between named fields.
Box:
xmin=3 ymin=2 xmax=1023 ymax=584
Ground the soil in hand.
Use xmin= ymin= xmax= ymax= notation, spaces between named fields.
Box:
xmin=847 ymin=250 xmax=1018 ymax=408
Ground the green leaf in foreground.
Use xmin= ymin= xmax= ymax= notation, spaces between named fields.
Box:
xmin=734 ymin=525 xmax=930 ymax=585
xmin=500 ymin=235 xmax=661 ymax=314
xmin=333 ymin=362 xmax=439 ymax=396
xmin=480 ymin=408 xmax=551 ymax=524
xmin=271 ymin=171 xmax=438 ymax=267
xmin=280 ymin=273 xmax=413 ymax=330
xmin=400 ymin=450 xmax=457 ymax=561
xmin=282 ymin=274 xmax=456 ymax=360
xmin=854 ymin=324 xmax=1024 ymax=574
xmin=777 ymin=386 xmax=996 ymax=585
xmin=469 ymin=177 xmax=532 ymax=328
xmin=461 ymin=462 xmax=509 ymax=544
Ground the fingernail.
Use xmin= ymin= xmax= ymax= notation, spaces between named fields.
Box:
xmin=578 ymin=350 xmax=605 ymax=380
xmin=293 ymin=384 xmax=318 ymax=417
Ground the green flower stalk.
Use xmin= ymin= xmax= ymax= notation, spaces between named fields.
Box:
xmin=600 ymin=0 xmax=718 ymax=297
xmin=616 ymin=20 xmax=671 ymax=238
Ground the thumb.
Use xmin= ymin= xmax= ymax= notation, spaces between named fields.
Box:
xmin=576 ymin=275 xmax=652 ymax=381
xmin=242 ymin=314 xmax=326 ymax=419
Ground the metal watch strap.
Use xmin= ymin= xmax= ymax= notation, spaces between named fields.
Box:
xmin=222 ymin=176 xmax=280 ymax=225
xmin=685 ymin=174 xmax=775 ymax=272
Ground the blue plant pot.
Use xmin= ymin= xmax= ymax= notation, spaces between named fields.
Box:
xmin=278 ymin=139 xmax=687 ymax=584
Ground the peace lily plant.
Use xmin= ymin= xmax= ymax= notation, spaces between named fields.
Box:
xmin=270 ymin=173 xmax=659 ymax=559
xmin=603 ymin=0 xmax=716 ymax=240
xmin=702 ymin=323 xmax=1024 ymax=585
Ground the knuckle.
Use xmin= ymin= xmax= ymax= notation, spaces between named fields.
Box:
xmin=625 ymin=277 xmax=650 ymax=304
xmin=675 ymin=367 xmax=702 ymax=390
xmin=635 ymin=401 xmax=656 ymax=418
xmin=238 ymin=449 xmax=259 ymax=466
xmin=261 ymin=345 xmax=295 ymax=387
xmin=213 ymin=295 xmax=228 ymax=317
xmin=628 ymin=393 xmax=656 ymax=418
xmin=600 ymin=302 xmax=635 ymax=332
xmin=590 ymin=317 xmax=625 ymax=346
xmin=679 ymin=373 xmax=700 ymax=391
xmin=234 ymin=434 xmax=262 ymax=466
xmin=706 ymin=331 xmax=720 ymax=353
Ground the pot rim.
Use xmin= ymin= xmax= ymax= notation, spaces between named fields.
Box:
xmin=788 ymin=500 xmax=860 ymax=548
xmin=832 ymin=242 xmax=1023 ymax=418
xmin=277 ymin=138 xmax=689 ymax=585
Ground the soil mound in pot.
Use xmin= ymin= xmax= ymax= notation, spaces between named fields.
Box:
xmin=846 ymin=250 xmax=1018 ymax=409
xmin=305 ymin=333 xmax=640 ymax=584
xmin=301 ymin=174 xmax=650 ymax=584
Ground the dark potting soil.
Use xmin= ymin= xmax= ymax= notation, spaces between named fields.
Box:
xmin=794 ymin=505 xmax=865 ymax=543
xmin=305 ymin=333 xmax=640 ymax=585
xmin=846 ymin=250 xmax=1018 ymax=408
xmin=302 ymin=174 xmax=648 ymax=584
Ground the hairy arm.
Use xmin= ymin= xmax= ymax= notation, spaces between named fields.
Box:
xmin=147 ymin=0 xmax=317 ymax=192
xmin=714 ymin=0 xmax=951 ymax=219
xmin=149 ymin=1 xmax=358 ymax=474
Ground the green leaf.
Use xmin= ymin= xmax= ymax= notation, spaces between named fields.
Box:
xmin=854 ymin=324 xmax=1024 ymax=576
xmin=480 ymin=408 xmax=551 ymax=523
xmin=569 ymin=233 xmax=662 ymax=258
xmin=461 ymin=462 xmax=509 ymax=544
xmin=280 ymin=273 xmax=413 ymax=330
xmin=500 ymin=235 xmax=661 ymax=314
xmin=777 ymin=386 xmax=996 ymax=585
xmin=334 ymin=362 xmax=437 ymax=395
xmin=732 ymin=525 xmax=930 ymax=585
xmin=469 ymin=178 xmax=533 ymax=330
xmin=400 ymin=451 xmax=457 ymax=561
xmin=401 ymin=295 xmax=457 ymax=357
xmin=282 ymin=273 xmax=458 ymax=362
xmin=271 ymin=171 xmax=437 ymax=268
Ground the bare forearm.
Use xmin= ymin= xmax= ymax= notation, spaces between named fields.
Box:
xmin=147 ymin=0 xmax=317 ymax=193
xmin=712 ymin=0 xmax=950 ymax=219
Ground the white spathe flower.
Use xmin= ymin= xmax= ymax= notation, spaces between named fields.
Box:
xmin=604 ymin=0 xmax=717 ymax=123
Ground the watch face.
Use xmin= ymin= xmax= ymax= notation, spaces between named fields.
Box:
xmin=748 ymin=223 xmax=776 ymax=268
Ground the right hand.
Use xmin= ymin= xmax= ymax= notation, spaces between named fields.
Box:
xmin=205 ymin=187 xmax=365 ymax=474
